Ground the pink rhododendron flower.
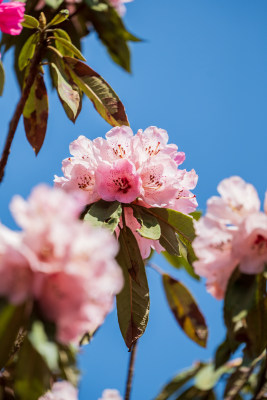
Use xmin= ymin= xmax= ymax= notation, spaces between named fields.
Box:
xmin=0 ymin=185 xmax=123 ymax=344
xmin=0 ymin=0 xmax=25 ymax=35
xmin=55 ymin=126 xmax=197 ymax=259
xmin=39 ymin=381 xmax=78 ymax=400
xmin=193 ymin=176 xmax=267 ymax=299
xmin=109 ymin=0 xmax=132 ymax=16
xmin=99 ymin=389 xmax=122 ymax=400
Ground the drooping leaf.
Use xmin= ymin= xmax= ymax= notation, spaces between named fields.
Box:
xmin=159 ymin=220 xmax=180 ymax=256
xmin=50 ymin=60 xmax=82 ymax=122
xmin=162 ymin=250 xmax=200 ymax=281
xmin=18 ymin=32 xmax=38 ymax=71
xmin=53 ymin=29 xmax=74 ymax=57
xmin=51 ymin=36 xmax=86 ymax=61
xmin=194 ymin=363 xmax=233 ymax=391
xmin=0 ymin=59 xmax=5 ymax=96
xmin=63 ymin=56 xmax=129 ymax=126
xmin=23 ymin=73 xmax=49 ymax=155
xmin=47 ymin=9 xmax=69 ymax=27
xmin=29 ymin=321 xmax=59 ymax=371
xmin=0 ymin=301 xmax=29 ymax=369
xmin=14 ymin=337 xmax=51 ymax=400
xmin=21 ymin=15 xmax=39 ymax=29
xmin=116 ymin=227 xmax=150 ymax=349
xmin=215 ymin=336 xmax=239 ymax=369
xmin=175 ymin=386 xmax=216 ymax=400
xmin=87 ymin=0 xmax=140 ymax=72
xmin=131 ymin=205 xmax=161 ymax=240
xmin=154 ymin=363 xmax=203 ymax=400
xmin=83 ymin=200 xmax=122 ymax=233
xmin=162 ymin=274 xmax=208 ymax=347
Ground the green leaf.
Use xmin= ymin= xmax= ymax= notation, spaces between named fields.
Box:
xmin=175 ymin=386 xmax=216 ymax=400
xmin=154 ymin=363 xmax=203 ymax=400
xmin=45 ymin=0 xmax=64 ymax=9
xmin=0 ymin=301 xmax=29 ymax=369
xmin=162 ymin=274 xmax=208 ymax=347
xmin=0 ymin=59 xmax=5 ymax=96
xmin=51 ymin=60 xmax=82 ymax=122
xmin=23 ymin=73 xmax=49 ymax=155
xmin=116 ymin=227 xmax=150 ymax=349
xmin=14 ymin=337 xmax=51 ymax=400
xmin=53 ymin=29 xmax=74 ymax=57
xmin=87 ymin=0 xmax=140 ymax=72
xmin=83 ymin=200 xmax=122 ymax=233
xmin=195 ymin=363 xmax=232 ymax=391
xmin=21 ymin=15 xmax=39 ymax=29
xmin=162 ymin=250 xmax=200 ymax=281
xmin=47 ymin=9 xmax=69 ymax=27
xmin=18 ymin=32 xmax=38 ymax=71
xmin=159 ymin=221 xmax=180 ymax=256
xmin=190 ymin=211 xmax=202 ymax=221
xmin=224 ymin=364 xmax=254 ymax=400
xmin=29 ymin=321 xmax=59 ymax=371
xmin=51 ymin=36 xmax=86 ymax=61
xmin=63 ymin=56 xmax=129 ymax=127
xmin=131 ymin=205 xmax=161 ymax=240
xmin=215 ymin=337 xmax=239 ymax=369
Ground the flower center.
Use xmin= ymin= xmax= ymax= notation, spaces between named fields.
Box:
xmin=113 ymin=144 xmax=126 ymax=158
xmin=252 ymin=234 xmax=267 ymax=255
xmin=145 ymin=142 xmax=161 ymax=156
xmin=113 ymin=177 xmax=131 ymax=193
xmin=77 ymin=174 xmax=92 ymax=190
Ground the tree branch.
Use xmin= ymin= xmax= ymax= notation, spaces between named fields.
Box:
xmin=125 ymin=340 xmax=138 ymax=400
xmin=0 ymin=37 xmax=45 ymax=183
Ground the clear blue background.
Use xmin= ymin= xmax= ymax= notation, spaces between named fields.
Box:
xmin=1 ymin=1 xmax=267 ymax=399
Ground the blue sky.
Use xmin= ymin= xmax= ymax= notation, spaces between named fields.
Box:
xmin=1 ymin=1 xmax=267 ymax=399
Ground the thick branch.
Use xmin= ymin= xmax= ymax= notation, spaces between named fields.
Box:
xmin=0 ymin=39 xmax=45 ymax=183
xmin=125 ymin=341 xmax=138 ymax=400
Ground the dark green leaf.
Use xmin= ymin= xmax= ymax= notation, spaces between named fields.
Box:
xmin=64 ymin=56 xmax=129 ymax=126
xmin=0 ymin=301 xmax=29 ymax=369
xmin=215 ymin=337 xmax=239 ymax=369
xmin=83 ymin=200 xmax=122 ymax=232
xmin=53 ymin=29 xmax=74 ymax=57
xmin=175 ymin=386 xmax=216 ymax=400
xmin=18 ymin=32 xmax=38 ymax=71
xmin=154 ymin=363 xmax=203 ymax=400
xmin=162 ymin=274 xmax=208 ymax=347
xmin=21 ymin=14 xmax=39 ymax=29
xmin=51 ymin=60 xmax=82 ymax=122
xmin=0 ymin=60 xmax=5 ymax=96
xmin=116 ymin=227 xmax=149 ymax=349
xmin=87 ymin=1 xmax=140 ymax=72
xmin=131 ymin=205 xmax=161 ymax=240
xmin=47 ymin=9 xmax=69 ymax=27
xmin=14 ymin=337 xmax=51 ymax=400
xmin=23 ymin=72 xmax=49 ymax=155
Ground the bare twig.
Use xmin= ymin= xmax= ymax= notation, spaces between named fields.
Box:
xmin=125 ymin=340 xmax=138 ymax=400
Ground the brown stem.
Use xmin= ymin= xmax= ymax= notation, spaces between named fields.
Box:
xmin=0 ymin=36 xmax=45 ymax=183
xmin=125 ymin=341 xmax=138 ymax=400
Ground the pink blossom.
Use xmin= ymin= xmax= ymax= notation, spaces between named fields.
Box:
xmin=99 ymin=389 xmax=122 ymax=400
xmin=39 ymin=381 xmax=78 ymax=400
xmin=193 ymin=176 xmax=267 ymax=299
xmin=108 ymin=0 xmax=132 ymax=16
xmin=95 ymin=159 xmax=142 ymax=203
xmin=0 ymin=0 xmax=25 ymax=35
xmin=1 ymin=185 xmax=123 ymax=344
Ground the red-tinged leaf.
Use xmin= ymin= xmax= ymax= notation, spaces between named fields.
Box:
xmin=162 ymin=274 xmax=208 ymax=347
xmin=51 ymin=60 xmax=82 ymax=122
xmin=116 ymin=227 xmax=149 ymax=349
xmin=63 ymin=56 xmax=129 ymax=127
xmin=23 ymin=73 xmax=48 ymax=155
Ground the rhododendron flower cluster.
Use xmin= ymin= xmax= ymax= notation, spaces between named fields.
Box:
xmin=39 ymin=381 xmax=78 ymax=400
xmin=0 ymin=0 xmax=25 ymax=35
xmin=55 ymin=126 xmax=198 ymax=258
xmin=0 ymin=185 xmax=123 ymax=343
xmin=99 ymin=389 xmax=122 ymax=400
xmin=193 ymin=176 xmax=267 ymax=299
xmin=109 ymin=0 xmax=132 ymax=16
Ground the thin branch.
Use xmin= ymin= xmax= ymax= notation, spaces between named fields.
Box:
xmin=125 ymin=340 xmax=138 ymax=400
xmin=0 ymin=36 xmax=45 ymax=183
